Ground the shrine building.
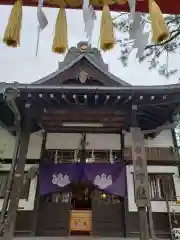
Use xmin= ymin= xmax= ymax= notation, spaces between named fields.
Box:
xmin=0 ymin=42 xmax=180 ymax=238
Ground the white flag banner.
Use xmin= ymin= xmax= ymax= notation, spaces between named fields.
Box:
xmin=128 ymin=0 xmax=136 ymax=21
xmin=129 ymin=12 xmax=141 ymax=39
xmin=134 ymin=31 xmax=149 ymax=58
xmin=36 ymin=0 xmax=48 ymax=56
xmin=83 ymin=0 xmax=96 ymax=45
xmin=130 ymin=20 xmax=149 ymax=58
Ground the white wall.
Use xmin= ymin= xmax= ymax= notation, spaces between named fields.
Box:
xmin=46 ymin=133 xmax=82 ymax=149
xmin=127 ymin=165 xmax=180 ymax=213
xmin=125 ymin=130 xmax=174 ymax=147
xmin=46 ymin=133 xmax=121 ymax=150
xmin=46 ymin=131 xmax=173 ymax=150
xmin=0 ymin=128 xmax=174 ymax=159
xmin=0 ymin=127 xmax=42 ymax=159
xmin=0 ymin=164 xmax=38 ymax=211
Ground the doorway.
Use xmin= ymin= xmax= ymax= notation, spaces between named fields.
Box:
xmin=69 ymin=182 xmax=93 ymax=235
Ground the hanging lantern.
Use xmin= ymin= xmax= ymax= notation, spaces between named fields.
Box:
xmin=100 ymin=3 xmax=115 ymax=51
xmin=52 ymin=6 xmax=68 ymax=54
xmin=148 ymin=0 xmax=169 ymax=43
xmin=3 ymin=0 xmax=22 ymax=47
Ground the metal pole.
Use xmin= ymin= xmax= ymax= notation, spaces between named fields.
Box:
xmin=0 ymin=131 xmax=21 ymax=230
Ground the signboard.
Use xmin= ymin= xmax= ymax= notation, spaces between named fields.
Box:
xmin=131 ymin=127 xmax=149 ymax=207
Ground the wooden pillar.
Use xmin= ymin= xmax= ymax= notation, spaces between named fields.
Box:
xmin=0 ymin=132 xmax=20 ymax=228
xmin=4 ymin=116 xmax=31 ymax=240
xmin=32 ymin=131 xmax=47 ymax=236
xmin=131 ymin=105 xmax=149 ymax=240
xmin=120 ymin=130 xmax=127 ymax=237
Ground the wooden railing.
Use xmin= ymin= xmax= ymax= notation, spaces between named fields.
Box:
xmin=124 ymin=147 xmax=180 ymax=162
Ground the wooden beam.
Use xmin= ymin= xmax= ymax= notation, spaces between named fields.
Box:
xmin=44 ymin=107 xmax=127 ymax=116
xmin=104 ymin=95 xmax=110 ymax=105
xmin=42 ymin=115 xmax=124 ymax=122
xmin=41 ymin=127 xmax=122 ymax=133
xmin=73 ymin=94 xmax=79 ymax=104
xmin=38 ymin=93 xmax=51 ymax=105
xmin=113 ymin=95 xmax=121 ymax=105
xmin=94 ymin=94 xmax=98 ymax=105
xmin=49 ymin=93 xmax=61 ymax=105
xmin=62 ymin=94 xmax=71 ymax=104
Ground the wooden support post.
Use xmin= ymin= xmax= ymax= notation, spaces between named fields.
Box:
xmin=4 ymin=117 xmax=31 ymax=240
xmin=31 ymin=131 xmax=47 ymax=236
xmin=139 ymin=207 xmax=149 ymax=240
xmin=120 ymin=131 xmax=127 ymax=238
xmin=0 ymin=132 xmax=21 ymax=229
xmin=131 ymin=105 xmax=149 ymax=240
xmin=147 ymin=202 xmax=156 ymax=240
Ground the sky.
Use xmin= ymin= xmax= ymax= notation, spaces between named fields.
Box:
xmin=0 ymin=5 xmax=179 ymax=85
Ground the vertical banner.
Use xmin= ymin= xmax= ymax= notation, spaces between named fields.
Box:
xmin=131 ymin=127 xmax=149 ymax=207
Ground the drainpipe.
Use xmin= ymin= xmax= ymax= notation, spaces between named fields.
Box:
xmin=0 ymin=88 xmax=21 ymax=231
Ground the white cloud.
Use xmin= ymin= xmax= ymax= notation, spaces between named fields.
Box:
xmin=0 ymin=5 xmax=179 ymax=85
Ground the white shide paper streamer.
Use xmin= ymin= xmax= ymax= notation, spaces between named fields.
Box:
xmin=83 ymin=0 xmax=96 ymax=45
xmin=36 ymin=0 xmax=48 ymax=56
xmin=129 ymin=12 xmax=149 ymax=58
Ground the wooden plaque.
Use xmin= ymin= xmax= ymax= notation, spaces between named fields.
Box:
xmin=69 ymin=210 xmax=92 ymax=233
xmin=131 ymin=127 xmax=149 ymax=207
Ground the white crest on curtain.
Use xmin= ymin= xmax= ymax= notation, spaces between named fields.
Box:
xmin=52 ymin=173 xmax=70 ymax=187
xmin=83 ymin=0 xmax=96 ymax=45
xmin=36 ymin=0 xmax=48 ymax=56
xmin=94 ymin=173 xmax=112 ymax=189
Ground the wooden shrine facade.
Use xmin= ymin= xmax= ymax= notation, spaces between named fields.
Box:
xmin=0 ymin=82 xmax=180 ymax=238
xmin=0 ymin=43 xmax=180 ymax=239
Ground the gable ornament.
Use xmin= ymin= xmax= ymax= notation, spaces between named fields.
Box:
xmin=78 ymin=70 xmax=88 ymax=84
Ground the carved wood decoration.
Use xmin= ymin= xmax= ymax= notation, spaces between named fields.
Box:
xmin=78 ymin=70 xmax=88 ymax=84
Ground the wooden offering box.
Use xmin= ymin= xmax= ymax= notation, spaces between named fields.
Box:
xmin=70 ymin=210 xmax=92 ymax=233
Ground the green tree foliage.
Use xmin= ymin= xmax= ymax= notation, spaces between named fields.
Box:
xmin=113 ymin=14 xmax=180 ymax=78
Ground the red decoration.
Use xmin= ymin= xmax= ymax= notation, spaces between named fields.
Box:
xmin=0 ymin=0 xmax=180 ymax=14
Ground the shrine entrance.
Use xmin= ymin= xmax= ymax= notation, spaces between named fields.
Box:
xmin=36 ymin=180 xmax=124 ymax=237
xmin=70 ymin=182 xmax=93 ymax=235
